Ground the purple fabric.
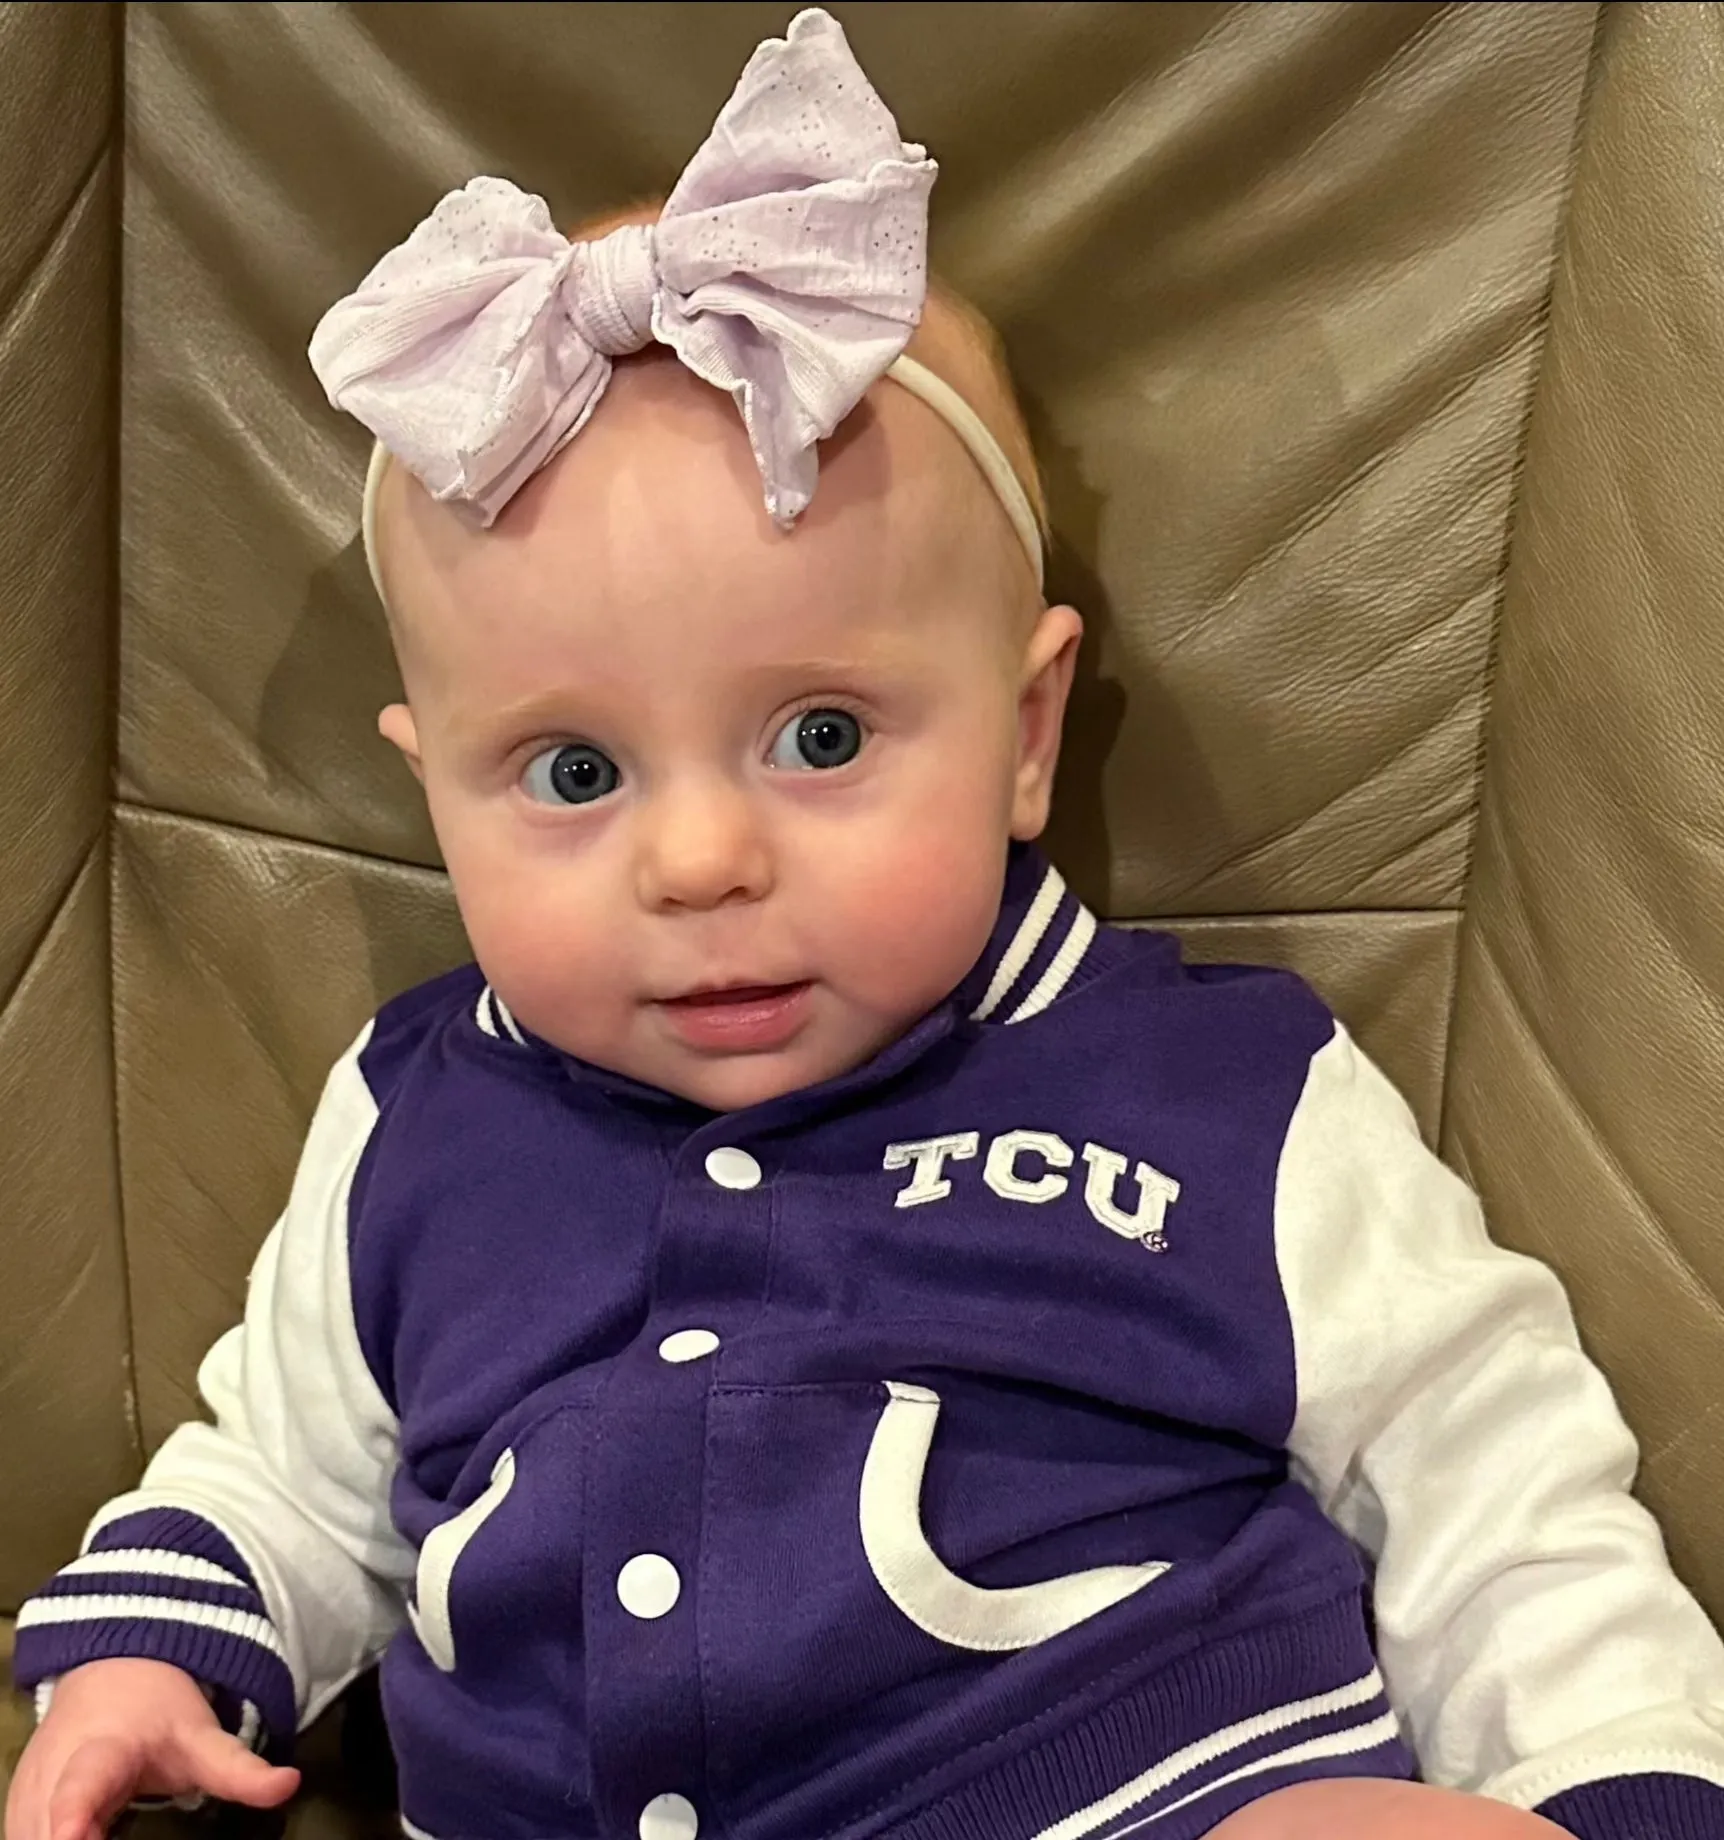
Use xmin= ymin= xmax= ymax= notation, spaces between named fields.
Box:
xmin=1538 ymin=1771 xmax=1724 ymax=1839
xmin=13 ymin=1509 xmax=294 ymax=1754
xmin=340 ymin=841 xmax=1395 ymax=1837
xmin=14 ymin=840 xmax=1714 ymax=1836
xmin=3 ymin=842 xmax=1442 ymax=1835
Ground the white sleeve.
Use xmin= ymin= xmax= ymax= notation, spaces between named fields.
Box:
xmin=88 ymin=1021 xmax=411 ymax=1730
xmin=1276 ymin=1022 xmax=1724 ymax=1812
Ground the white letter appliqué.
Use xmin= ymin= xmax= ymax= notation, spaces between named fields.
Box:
xmin=982 ymin=1130 xmax=1074 ymax=1204
xmin=883 ymin=1133 xmax=980 ymax=1208
xmin=1081 ymin=1142 xmax=1181 ymax=1251
xmin=885 ymin=1130 xmax=1181 ymax=1249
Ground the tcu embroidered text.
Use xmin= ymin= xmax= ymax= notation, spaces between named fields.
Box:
xmin=882 ymin=1130 xmax=1180 ymax=1250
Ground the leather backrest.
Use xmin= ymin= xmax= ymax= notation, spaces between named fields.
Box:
xmin=0 ymin=1 xmax=133 ymax=1602
xmin=1444 ymin=1 xmax=1724 ymax=1614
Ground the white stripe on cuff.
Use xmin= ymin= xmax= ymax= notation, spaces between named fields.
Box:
xmin=61 ymin=1549 xmax=251 ymax=1591
xmin=16 ymin=1594 xmax=287 ymax=1661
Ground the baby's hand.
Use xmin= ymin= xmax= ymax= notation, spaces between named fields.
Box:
xmin=6 ymin=1658 xmax=300 ymax=1840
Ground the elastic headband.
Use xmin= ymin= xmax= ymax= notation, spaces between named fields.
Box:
xmin=314 ymin=10 xmax=1047 ymax=609
xmin=358 ymin=352 xmax=1043 ymax=605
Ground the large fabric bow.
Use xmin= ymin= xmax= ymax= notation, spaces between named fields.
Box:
xmin=307 ymin=8 xmax=936 ymax=528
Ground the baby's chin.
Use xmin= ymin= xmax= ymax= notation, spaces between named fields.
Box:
xmin=633 ymin=1029 xmax=888 ymax=1114
xmin=654 ymin=1054 xmax=831 ymax=1114
xmin=539 ymin=1001 xmax=909 ymax=1114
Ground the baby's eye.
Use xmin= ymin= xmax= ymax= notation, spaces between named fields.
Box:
xmin=521 ymin=742 xmax=621 ymax=806
xmin=770 ymin=708 xmax=865 ymax=772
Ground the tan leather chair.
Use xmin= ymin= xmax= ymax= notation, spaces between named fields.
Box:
xmin=6 ymin=4 xmax=1723 ymax=1832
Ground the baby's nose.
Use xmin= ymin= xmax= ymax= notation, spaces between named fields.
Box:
xmin=634 ymin=779 xmax=773 ymax=913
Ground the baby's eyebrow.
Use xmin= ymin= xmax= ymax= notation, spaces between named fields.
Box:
xmin=450 ymin=691 xmax=589 ymax=753
xmin=443 ymin=632 xmax=935 ymax=756
xmin=741 ymin=650 xmax=910 ymax=684
xmin=734 ymin=625 xmax=939 ymax=682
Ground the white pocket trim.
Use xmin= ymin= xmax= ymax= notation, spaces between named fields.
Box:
xmin=408 ymin=1448 xmax=516 ymax=1674
xmin=860 ymin=1382 xmax=1169 ymax=1652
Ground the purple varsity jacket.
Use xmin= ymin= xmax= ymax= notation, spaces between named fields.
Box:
xmin=17 ymin=846 xmax=1724 ymax=1840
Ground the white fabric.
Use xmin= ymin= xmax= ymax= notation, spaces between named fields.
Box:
xmin=1275 ymin=1022 xmax=1724 ymax=1807
xmin=85 ymin=1023 xmax=410 ymax=1731
xmin=1113 ymin=1714 xmax=1406 ymax=1837
xmin=59 ymin=1548 xmax=250 ymax=1589
xmin=16 ymin=1596 xmax=287 ymax=1658
xmin=1005 ymin=903 xmax=1098 ymax=1023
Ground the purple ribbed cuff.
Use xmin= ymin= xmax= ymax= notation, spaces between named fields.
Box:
xmin=12 ymin=1507 xmax=296 ymax=1753
xmin=1538 ymin=1771 xmax=1724 ymax=1840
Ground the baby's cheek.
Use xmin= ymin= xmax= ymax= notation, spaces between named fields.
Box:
xmin=444 ymin=843 xmax=626 ymax=1055
xmin=826 ymin=818 xmax=1006 ymax=1014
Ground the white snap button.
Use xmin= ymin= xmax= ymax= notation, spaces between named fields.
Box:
xmin=658 ymin=1328 xmax=721 ymax=1364
xmin=617 ymin=1553 xmax=681 ymax=1620
xmin=639 ymin=1793 xmax=698 ymax=1840
xmin=703 ymin=1146 xmax=761 ymax=1190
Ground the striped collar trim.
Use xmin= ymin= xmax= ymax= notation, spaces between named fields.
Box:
xmin=967 ymin=853 xmax=1101 ymax=1027
xmin=474 ymin=984 xmax=529 ymax=1046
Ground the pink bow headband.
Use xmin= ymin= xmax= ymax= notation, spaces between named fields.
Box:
xmin=307 ymin=8 xmax=1044 ymax=598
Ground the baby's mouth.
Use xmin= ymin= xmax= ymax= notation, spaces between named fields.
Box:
xmin=655 ymin=981 xmax=814 ymax=1052
xmin=662 ymin=981 xmax=806 ymax=1009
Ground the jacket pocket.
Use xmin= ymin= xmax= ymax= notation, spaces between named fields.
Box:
xmin=408 ymin=1447 xmax=516 ymax=1673
xmin=861 ymin=1381 xmax=1169 ymax=1650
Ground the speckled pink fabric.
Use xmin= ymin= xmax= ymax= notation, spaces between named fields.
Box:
xmin=308 ymin=8 xmax=936 ymax=529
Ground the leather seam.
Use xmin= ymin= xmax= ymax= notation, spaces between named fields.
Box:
xmin=0 ymin=135 xmax=111 ymax=346
xmin=113 ymin=798 xmax=448 ymax=880
xmin=1438 ymin=0 xmax=1607 ymax=1152
xmin=0 ymin=830 xmax=105 ymax=1026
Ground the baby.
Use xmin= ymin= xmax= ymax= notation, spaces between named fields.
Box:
xmin=10 ymin=13 xmax=1724 ymax=1840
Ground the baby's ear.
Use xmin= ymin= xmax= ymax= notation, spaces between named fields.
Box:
xmin=1011 ymin=604 xmax=1083 ymax=841
xmin=378 ymin=703 xmax=425 ymax=784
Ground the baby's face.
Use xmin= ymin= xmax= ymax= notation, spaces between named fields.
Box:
xmin=377 ymin=355 xmax=1079 ymax=1111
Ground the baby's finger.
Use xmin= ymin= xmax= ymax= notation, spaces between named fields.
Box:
xmin=45 ymin=1736 xmax=139 ymax=1840
xmin=5 ymin=1768 xmax=48 ymax=1840
xmin=174 ymin=1724 xmax=300 ymax=1808
xmin=4 ymin=1752 xmax=48 ymax=1840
